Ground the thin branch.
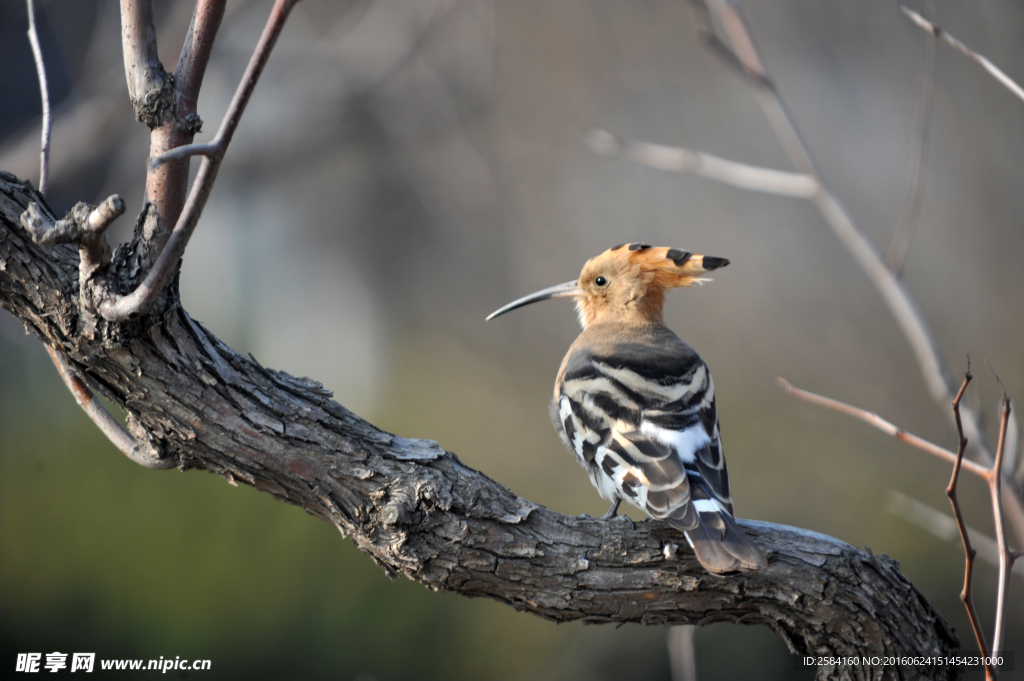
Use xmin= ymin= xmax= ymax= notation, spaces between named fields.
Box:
xmin=688 ymin=0 xmax=1024 ymax=550
xmin=946 ymin=374 xmax=995 ymax=680
xmin=150 ymin=141 xmax=222 ymax=167
xmin=777 ymin=377 xmax=989 ymax=478
xmin=885 ymin=0 xmax=935 ymax=274
xmin=989 ymin=393 xmax=1012 ymax=659
xmin=900 ymin=5 xmax=1024 ymax=104
xmin=25 ymin=0 xmax=51 ymax=197
xmin=45 ymin=346 xmax=173 ymax=470
xmin=174 ymin=0 xmax=227 ymax=120
xmin=986 ymin=360 xmax=1020 ymax=481
xmin=102 ymin=0 xmax=299 ymax=322
xmin=585 ymin=129 xmax=818 ymax=198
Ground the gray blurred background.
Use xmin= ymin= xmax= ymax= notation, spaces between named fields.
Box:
xmin=1 ymin=0 xmax=1021 ymax=678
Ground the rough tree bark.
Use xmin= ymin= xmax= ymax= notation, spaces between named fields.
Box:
xmin=0 ymin=171 xmax=960 ymax=680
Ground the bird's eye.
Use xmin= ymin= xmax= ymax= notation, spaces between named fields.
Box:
xmin=594 ymin=276 xmax=608 ymax=287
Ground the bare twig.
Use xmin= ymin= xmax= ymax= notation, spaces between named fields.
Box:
xmin=946 ymin=373 xmax=993 ymax=678
xmin=777 ymin=377 xmax=989 ymax=479
xmin=45 ymin=346 xmax=173 ymax=470
xmin=687 ymin=0 xmax=1024 ymax=550
xmin=174 ymin=0 xmax=227 ymax=119
xmin=900 ymin=5 xmax=1024 ymax=104
xmin=989 ymin=391 xmax=1012 ymax=659
xmin=150 ymin=141 xmax=222 ymax=167
xmin=885 ymin=0 xmax=935 ymax=274
xmin=25 ymin=0 xmax=51 ymax=197
xmin=585 ymin=129 xmax=818 ymax=198
xmin=103 ymin=0 xmax=298 ymax=322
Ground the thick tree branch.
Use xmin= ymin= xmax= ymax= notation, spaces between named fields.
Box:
xmin=0 ymin=172 xmax=959 ymax=680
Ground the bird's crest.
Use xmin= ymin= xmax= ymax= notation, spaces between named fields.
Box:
xmin=587 ymin=242 xmax=730 ymax=290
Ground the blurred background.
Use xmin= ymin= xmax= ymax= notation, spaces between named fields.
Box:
xmin=1 ymin=0 xmax=1022 ymax=678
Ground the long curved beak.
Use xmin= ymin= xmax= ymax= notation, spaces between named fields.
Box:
xmin=486 ymin=280 xmax=581 ymax=321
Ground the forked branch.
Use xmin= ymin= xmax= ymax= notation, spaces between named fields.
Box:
xmin=100 ymin=0 xmax=299 ymax=322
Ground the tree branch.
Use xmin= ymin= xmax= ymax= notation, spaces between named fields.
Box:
xmin=585 ymin=129 xmax=818 ymax=198
xmin=899 ymin=5 xmax=1024 ymax=104
xmin=989 ymin=392 xmax=1013 ymax=660
xmin=23 ymin=8 xmax=155 ymax=469
xmin=120 ymin=0 xmax=173 ymax=127
xmin=25 ymin=0 xmax=51 ymax=198
xmin=45 ymin=345 xmax=171 ymax=469
xmin=777 ymin=378 xmax=989 ymax=479
xmin=0 ymin=172 xmax=960 ymax=680
xmin=174 ymin=0 xmax=227 ymax=124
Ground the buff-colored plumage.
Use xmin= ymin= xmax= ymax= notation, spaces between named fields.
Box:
xmin=489 ymin=243 xmax=766 ymax=574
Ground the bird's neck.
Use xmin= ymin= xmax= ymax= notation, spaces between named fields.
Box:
xmin=579 ymin=293 xmax=665 ymax=328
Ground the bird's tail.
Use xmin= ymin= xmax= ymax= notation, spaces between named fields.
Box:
xmin=675 ymin=510 xmax=767 ymax=574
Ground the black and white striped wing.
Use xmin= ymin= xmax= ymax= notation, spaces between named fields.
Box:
xmin=554 ymin=336 xmax=765 ymax=573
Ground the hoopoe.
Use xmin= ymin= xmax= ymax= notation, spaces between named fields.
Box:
xmin=488 ymin=243 xmax=766 ymax=574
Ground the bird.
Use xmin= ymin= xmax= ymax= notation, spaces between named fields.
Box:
xmin=487 ymin=242 xmax=766 ymax=574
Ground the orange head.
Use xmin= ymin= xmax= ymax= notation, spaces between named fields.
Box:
xmin=487 ymin=242 xmax=729 ymax=328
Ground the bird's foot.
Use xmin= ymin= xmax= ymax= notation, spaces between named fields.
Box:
xmin=598 ymin=499 xmax=622 ymax=521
